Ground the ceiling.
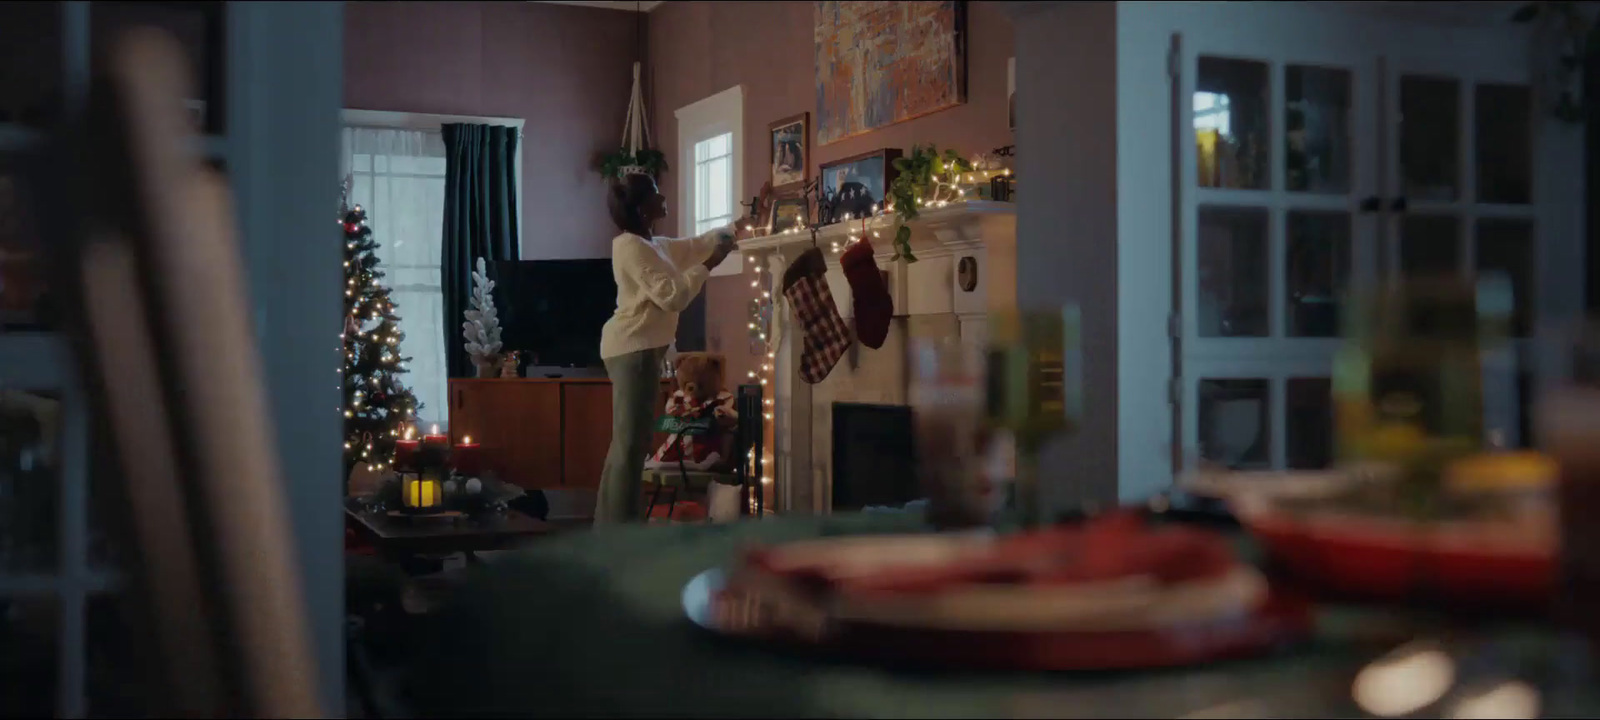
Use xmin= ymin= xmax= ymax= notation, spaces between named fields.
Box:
xmin=535 ymin=1 xmax=664 ymax=11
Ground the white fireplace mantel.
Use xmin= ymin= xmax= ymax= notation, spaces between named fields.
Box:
xmin=739 ymin=200 xmax=1016 ymax=326
xmin=739 ymin=200 xmax=1015 ymax=258
xmin=739 ymin=201 xmax=1017 ymax=515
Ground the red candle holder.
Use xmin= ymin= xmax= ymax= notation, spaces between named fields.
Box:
xmin=453 ymin=435 xmax=482 ymax=477
xmin=394 ymin=428 xmax=420 ymax=471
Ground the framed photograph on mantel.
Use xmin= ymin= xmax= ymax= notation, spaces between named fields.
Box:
xmin=765 ymin=190 xmax=808 ymax=235
xmin=769 ymin=113 xmax=809 ymax=191
xmin=818 ymin=148 xmax=901 ymax=222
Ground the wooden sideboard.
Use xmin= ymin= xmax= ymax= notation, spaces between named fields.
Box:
xmin=448 ymin=377 xmax=671 ymax=490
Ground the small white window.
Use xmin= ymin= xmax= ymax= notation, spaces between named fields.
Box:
xmin=676 ymin=86 xmax=743 ymax=276
xmin=693 ymin=132 xmax=735 ymax=235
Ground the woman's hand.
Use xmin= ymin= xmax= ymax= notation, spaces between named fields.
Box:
xmin=703 ymin=231 xmax=737 ymax=270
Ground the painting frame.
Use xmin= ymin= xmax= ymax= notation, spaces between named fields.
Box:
xmin=818 ymin=148 xmax=901 ymax=223
xmin=814 ymin=0 xmax=968 ymax=146
xmin=764 ymin=189 xmax=809 ymax=235
xmin=768 ymin=112 xmax=810 ymax=192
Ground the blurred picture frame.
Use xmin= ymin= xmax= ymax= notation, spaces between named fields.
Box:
xmin=765 ymin=190 xmax=808 ymax=235
xmin=0 ymin=161 xmax=49 ymax=330
xmin=818 ymin=148 xmax=901 ymax=223
xmin=769 ymin=112 xmax=809 ymax=191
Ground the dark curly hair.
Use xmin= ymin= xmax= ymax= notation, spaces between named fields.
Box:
xmin=607 ymin=173 xmax=657 ymax=235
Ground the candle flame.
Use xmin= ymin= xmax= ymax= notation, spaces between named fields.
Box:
xmin=463 ymin=435 xmax=472 ymax=444
xmin=404 ymin=426 xmax=415 ymax=440
xmin=431 ymin=423 xmax=440 ymax=434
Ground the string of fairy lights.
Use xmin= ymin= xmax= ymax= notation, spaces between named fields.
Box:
xmin=737 ymin=154 xmax=1012 ymax=513
xmin=338 ymin=204 xmax=416 ymax=473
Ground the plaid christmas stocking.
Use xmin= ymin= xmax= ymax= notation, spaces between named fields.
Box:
xmin=781 ymin=247 xmax=852 ymax=384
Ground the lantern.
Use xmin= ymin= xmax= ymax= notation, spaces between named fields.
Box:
xmin=401 ymin=469 xmax=443 ymax=511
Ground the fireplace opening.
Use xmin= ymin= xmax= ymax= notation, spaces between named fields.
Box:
xmin=831 ymin=402 xmax=919 ymax=512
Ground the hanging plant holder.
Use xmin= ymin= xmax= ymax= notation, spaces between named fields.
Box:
xmin=599 ymin=61 xmax=668 ymax=180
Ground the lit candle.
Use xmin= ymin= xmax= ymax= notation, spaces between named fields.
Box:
xmin=423 ymin=423 xmax=449 ymax=449
xmin=453 ymin=434 xmax=482 ymax=477
xmin=394 ymin=426 xmax=420 ymax=470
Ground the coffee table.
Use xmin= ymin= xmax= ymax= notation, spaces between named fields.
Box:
xmin=344 ymin=498 xmax=556 ymax=560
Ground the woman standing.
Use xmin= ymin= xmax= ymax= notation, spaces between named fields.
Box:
xmin=596 ymin=173 xmax=737 ymax=524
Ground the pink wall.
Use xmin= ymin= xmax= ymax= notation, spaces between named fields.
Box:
xmin=344 ymin=1 xmax=643 ymax=260
xmin=647 ymin=0 xmax=1014 ymax=376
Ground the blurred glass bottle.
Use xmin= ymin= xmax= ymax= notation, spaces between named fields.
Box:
xmin=1332 ymin=277 xmax=1509 ymax=511
xmin=1537 ymin=322 xmax=1600 ymax=659
xmin=985 ymin=307 xmax=1082 ymax=527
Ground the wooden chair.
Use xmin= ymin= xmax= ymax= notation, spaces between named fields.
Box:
xmin=642 ymin=383 xmax=765 ymax=521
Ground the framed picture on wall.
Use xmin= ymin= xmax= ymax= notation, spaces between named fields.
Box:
xmin=765 ymin=190 xmax=808 ymax=235
xmin=818 ymin=148 xmax=901 ymax=222
xmin=769 ymin=113 xmax=809 ymax=191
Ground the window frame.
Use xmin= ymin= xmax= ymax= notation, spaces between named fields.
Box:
xmin=340 ymin=109 xmax=525 ymax=253
xmin=674 ymin=86 xmax=743 ymax=277
xmin=339 ymin=110 xmax=523 ymax=432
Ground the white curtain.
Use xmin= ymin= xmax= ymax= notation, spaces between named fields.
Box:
xmin=340 ymin=127 xmax=450 ymax=431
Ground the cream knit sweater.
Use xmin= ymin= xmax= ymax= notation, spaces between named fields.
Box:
xmin=599 ymin=224 xmax=735 ymax=360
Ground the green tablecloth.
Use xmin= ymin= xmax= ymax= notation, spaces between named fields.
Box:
xmin=403 ymin=513 xmax=1593 ymax=718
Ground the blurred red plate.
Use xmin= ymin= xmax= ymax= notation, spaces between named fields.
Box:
xmin=683 ymin=566 xmax=1314 ymax=672
xmin=1231 ymin=494 xmax=1555 ymax=609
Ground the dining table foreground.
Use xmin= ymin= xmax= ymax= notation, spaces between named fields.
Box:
xmin=398 ymin=510 xmax=1600 ymax=718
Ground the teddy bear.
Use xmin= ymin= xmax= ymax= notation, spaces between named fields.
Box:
xmin=645 ymin=352 xmax=739 ymax=473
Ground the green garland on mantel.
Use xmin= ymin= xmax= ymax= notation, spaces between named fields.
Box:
xmin=886 ymin=144 xmax=972 ymax=263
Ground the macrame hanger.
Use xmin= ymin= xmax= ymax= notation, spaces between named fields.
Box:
xmin=619 ymin=2 xmax=650 ymax=160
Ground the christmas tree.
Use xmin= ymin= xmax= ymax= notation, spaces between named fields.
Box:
xmin=340 ymin=200 xmax=421 ymax=477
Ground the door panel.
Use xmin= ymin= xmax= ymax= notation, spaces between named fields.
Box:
xmin=1176 ymin=28 xmax=1378 ymax=472
xmin=494 ymin=383 xmax=563 ymax=489
xmin=561 ymin=383 xmax=611 ymax=489
xmin=449 ymin=380 xmax=562 ymax=489
xmin=1381 ymin=53 xmax=1539 ymax=446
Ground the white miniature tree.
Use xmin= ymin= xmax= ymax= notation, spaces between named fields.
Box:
xmin=462 ymin=257 xmax=503 ymax=375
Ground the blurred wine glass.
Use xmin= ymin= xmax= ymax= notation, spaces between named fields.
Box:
xmin=908 ymin=336 xmax=986 ymax=529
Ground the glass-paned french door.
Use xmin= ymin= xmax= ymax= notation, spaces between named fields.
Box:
xmin=1176 ymin=29 xmax=1378 ymax=473
xmin=0 ymin=2 xmax=228 ymax=716
xmin=1172 ymin=13 xmax=1549 ymax=474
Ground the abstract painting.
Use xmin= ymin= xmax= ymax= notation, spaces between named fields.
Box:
xmin=814 ymin=1 xmax=966 ymax=146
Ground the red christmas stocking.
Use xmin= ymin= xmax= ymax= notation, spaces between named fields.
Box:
xmin=839 ymin=237 xmax=892 ymax=349
xmin=781 ymin=247 xmax=852 ymax=384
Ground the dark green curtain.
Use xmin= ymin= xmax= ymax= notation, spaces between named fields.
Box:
xmin=442 ymin=123 xmax=520 ymax=378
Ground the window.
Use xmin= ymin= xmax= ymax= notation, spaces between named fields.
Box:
xmin=676 ymin=86 xmax=743 ymax=276
xmin=693 ymin=132 xmax=734 ymax=235
xmin=342 ymin=126 xmax=449 ymax=432
xmin=1193 ymin=91 xmax=1232 ymax=135
xmin=340 ymin=110 xmax=524 ymax=432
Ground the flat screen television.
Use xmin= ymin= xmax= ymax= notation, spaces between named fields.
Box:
xmin=487 ymin=259 xmax=616 ymax=370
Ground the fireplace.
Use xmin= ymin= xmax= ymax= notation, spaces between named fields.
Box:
xmin=740 ymin=201 xmax=1017 ymax=514
xmin=830 ymin=402 xmax=918 ymax=511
